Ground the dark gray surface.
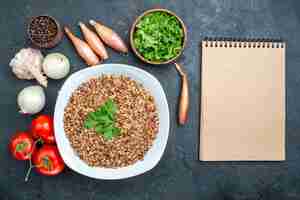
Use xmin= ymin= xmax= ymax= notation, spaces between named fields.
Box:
xmin=1 ymin=0 xmax=300 ymax=199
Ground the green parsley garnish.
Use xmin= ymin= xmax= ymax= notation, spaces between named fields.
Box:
xmin=84 ymin=99 xmax=120 ymax=140
xmin=133 ymin=11 xmax=184 ymax=62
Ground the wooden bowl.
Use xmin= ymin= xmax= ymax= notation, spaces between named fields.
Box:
xmin=27 ymin=15 xmax=63 ymax=49
xmin=130 ymin=8 xmax=187 ymax=65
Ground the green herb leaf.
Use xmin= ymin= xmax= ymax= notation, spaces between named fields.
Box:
xmin=133 ymin=11 xmax=184 ymax=62
xmin=105 ymin=99 xmax=117 ymax=113
xmin=84 ymin=119 xmax=98 ymax=129
xmin=84 ymin=99 xmax=120 ymax=140
xmin=103 ymin=127 xmax=120 ymax=140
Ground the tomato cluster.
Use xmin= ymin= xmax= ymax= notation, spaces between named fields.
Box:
xmin=9 ymin=115 xmax=65 ymax=180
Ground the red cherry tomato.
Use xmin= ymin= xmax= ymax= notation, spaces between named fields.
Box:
xmin=30 ymin=115 xmax=55 ymax=144
xmin=9 ymin=132 xmax=34 ymax=160
xmin=32 ymin=145 xmax=65 ymax=176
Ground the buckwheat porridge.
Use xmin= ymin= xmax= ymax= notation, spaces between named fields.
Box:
xmin=63 ymin=75 xmax=159 ymax=168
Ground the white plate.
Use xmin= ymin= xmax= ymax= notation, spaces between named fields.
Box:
xmin=54 ymin=64 xmax=170 ymax=180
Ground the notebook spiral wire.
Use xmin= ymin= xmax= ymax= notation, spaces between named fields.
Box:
xmin=202 ymin=37 xmax=284 ymax=48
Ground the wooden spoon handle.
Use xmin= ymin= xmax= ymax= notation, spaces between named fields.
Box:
xmin=174 ymin=63 xmax=189 ymax=125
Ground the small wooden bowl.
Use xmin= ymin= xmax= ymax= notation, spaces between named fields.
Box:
xmin=28 ymin=15 xmax=63 ymax=49
xmin=130 ymin=8 xmax=187 ymax=65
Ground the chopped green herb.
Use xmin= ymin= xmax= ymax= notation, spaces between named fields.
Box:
xmin=84 ymin=99 xmax=120 ymax=140
xmin=133 ymin=11 xmax=184 ymax=62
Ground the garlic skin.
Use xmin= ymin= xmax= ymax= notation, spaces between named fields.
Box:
xmin=9 ymin=48 xmax=48 ymax=87
xmin=42 ymin=53 xmax=70 ymax=79
xmin=18 ymin=85 xmax=46 ymax=114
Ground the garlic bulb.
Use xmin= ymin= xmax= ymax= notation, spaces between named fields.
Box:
xmin=42 ymin=53 xmax=70 ymax=79
xmin=17 ymin=86 xmax=46 ymax=114
xmin=9 ymin=48 xmax=48 ymax=87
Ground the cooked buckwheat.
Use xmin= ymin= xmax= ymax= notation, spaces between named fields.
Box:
xmin=63 ymin=75 xmax=159 ymax=168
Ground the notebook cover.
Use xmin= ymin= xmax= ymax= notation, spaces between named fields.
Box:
xmin=200 ymin=39 xmax=286 ymax=161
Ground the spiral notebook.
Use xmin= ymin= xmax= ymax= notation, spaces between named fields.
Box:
xmin=200 ymin=38 xmax=286 ymax=161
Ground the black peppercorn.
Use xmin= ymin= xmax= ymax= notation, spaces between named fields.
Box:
xmin=28 ymin=15 xmax=63 ymax=48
